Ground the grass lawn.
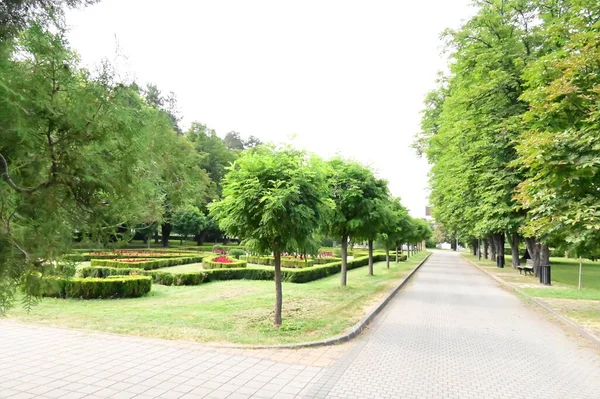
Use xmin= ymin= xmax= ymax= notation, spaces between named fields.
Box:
xmin=8 ymin=252 xmax=429 ymax=345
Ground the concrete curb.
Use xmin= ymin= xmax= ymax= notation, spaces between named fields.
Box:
xmin=205 ymin=252 xmax=433 ymax=350
xmin=462 ymin=255 xmax=600 ymax=348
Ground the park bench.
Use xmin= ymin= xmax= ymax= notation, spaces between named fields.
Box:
xmin=517 ymin=260 xmax=534 ymax=276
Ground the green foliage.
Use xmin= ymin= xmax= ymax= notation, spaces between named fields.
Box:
xmin=0 ymin=22 xmax=199 ymax=310
xmin=79 ymin=267 xmax=144 ymax=278
xmin=210 ymin=144 xmax=330 ymax=256
xmin=90 ymin=256 xmax=202 ymax=270
xmin=228 ymin=248 xmax=247 ymax=259
xmin=41 ymin=276 xmax=152 ymax=299
xmin=202 ymin=255 xmax=247 ymax=269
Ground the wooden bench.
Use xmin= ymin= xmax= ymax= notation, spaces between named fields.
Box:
xmin=517 ymin=260 xmax=534 ymax=276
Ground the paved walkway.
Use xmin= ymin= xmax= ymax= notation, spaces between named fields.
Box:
xmin=1 ymin=251 xmax=600 ymax=398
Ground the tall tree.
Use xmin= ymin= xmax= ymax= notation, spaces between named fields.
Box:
xmin=210 ymin=145 xmax=330 ymax=327
xmin=0 ymin=23 xmax=174 ymax=310
xmin=223 ymin=131 xmax=245 ymax=150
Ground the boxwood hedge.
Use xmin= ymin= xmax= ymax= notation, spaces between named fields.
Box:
xmin=147 ymin=254 xmax=389 ymax=286
xmin=79 ymin=266 xmax=145 ymax=278
xmin=41 ymin=276 xmax=152 ymax=299
xmin=90 ymin=256 xmax=203 ymax=270
xmin=240 ymin=255 xmax=314 ymax=268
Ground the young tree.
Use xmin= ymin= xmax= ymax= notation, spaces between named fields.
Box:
xmin=356 ymin=182 xmax=390 ymax=275
xmin=172 ymin=206 xmax=208 ymax=245
xmin=210 ymin=145 xmax=330 ymax=327
xmin=377 ymin=198 xmax=410 ymax=268
xmin=325 ymin=158 xmax=385 ymax=286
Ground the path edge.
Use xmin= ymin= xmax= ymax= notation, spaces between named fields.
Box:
xmin=462 ymin=254 xmax=600 ymax=347
xmin=208 ymin=251 xmax=432 ymax=350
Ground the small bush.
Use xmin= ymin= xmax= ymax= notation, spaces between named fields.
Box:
xmin=333 ymin=248 xmax=342 ymax=257
xmin=41 ymin=276 xmax=152 ymax=299
xmin=203 ymin=255 xmax=247 ymax=269
xmin=229 ymin=248 xmax=247 ymax=259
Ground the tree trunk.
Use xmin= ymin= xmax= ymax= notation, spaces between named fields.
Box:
xmin=154 ymin=230 xmax=159 ymax=244
xmin=483 ymin=239 xmax=489 ymax=259
xmin=489 ymin=236 xmax=496 ymax=262
xmin=524 ymin=237 xmax=541 ymax=276
xmin=368 ymin=239 xmax=374 ymax=276
xmin=407 ymin=243 xmax=410 ymax=257
xmin=471 ymin=239 xmax=477 ymax=256
xmin=273 ymin=251 xmax=283 ymax=327
xmin=508 ymin=232 xmax=520 ymax=268
xmin=539 ymin=244 xmax=550 ymax=269
xmin=386 ymin=248 xmax=390 ymax=268
xmin=496 ymin=233 xmax=505 ymax=267
xmin=340 ymin=235 xmax=348 ymax=287
xmin=395 ymin=246 xmax=399 ymax=262
xmin=161 ymin=223 xmax=172 ymax=247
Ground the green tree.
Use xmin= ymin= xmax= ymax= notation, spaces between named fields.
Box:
xmin=356 ymin=180 xmax=390 ymax=275
xmin=186 ymin=122 xmax=237 ymax=194
xmin=377 ymin=198 xmax=411 ymax=267
xmin=0 ymin=0 xmax=98 ymax=39
xmin=209 ymin=145 xmax=330 ymax=326
xmin=515 ymin=0 xmax=600 ymax=258
xmin=172 ymin=205 xmax=208 ymax=244
xmin=223 ymin=131 xmax=245 ymax=150
xmin=325 ymin=158 xmax=386 ymax=286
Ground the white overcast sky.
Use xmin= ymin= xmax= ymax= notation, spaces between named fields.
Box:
xmin=65 ymin=0 xmax=474 ymax=217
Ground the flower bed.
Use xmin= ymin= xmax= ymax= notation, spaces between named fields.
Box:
xmin=90 ymin=256 xmax=203 ymax=270
xmin=202 ymin=255 xmax=247 ymax=269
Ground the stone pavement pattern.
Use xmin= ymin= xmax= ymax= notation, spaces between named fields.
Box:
xmin=1 ymin=251 xmax=600 ymax=398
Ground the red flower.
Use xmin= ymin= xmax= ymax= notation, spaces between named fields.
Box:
xmin=213 ymin=256 xmax=233 ymax=263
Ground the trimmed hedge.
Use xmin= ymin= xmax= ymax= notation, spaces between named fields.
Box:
xmin=90 ymin=256 xmax=203 ymax=270
xmin=79 ymin=266 xmax=145 ymax=278
xmin=202 ymin=255 xmax=247 ymax=269
xmin=314 ymin=257 xmax=342 ymax=265
xmin=64 ymin=250 xmax=205 ymax=262
xmin=41 ymin=276 xmax=152 ymax=299
xmin=148 ymin=254 xmax=388 ymax=286
xmin=240 ymin=255 xmax=314 ymax=268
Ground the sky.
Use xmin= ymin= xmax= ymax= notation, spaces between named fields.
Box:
xmin=65 ymin=0 xmax=475 ymax=217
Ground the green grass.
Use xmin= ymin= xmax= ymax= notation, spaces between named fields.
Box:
xmin=464 ymin=254 xmax=600 ymax=300
xmin=8 ymin=252 xmax=429 ymax=344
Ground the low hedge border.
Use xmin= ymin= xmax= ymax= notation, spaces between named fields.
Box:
xmin=79 ymin=266 xmax=145 ymax=278
xmin=148 ymin=254 xmax=388 ymax=286
xmin=41 ymin=276 xmax=152 ymax=299
xmin=90 ymin=256 xmax=203 ymax=270
xmin=240 ymin=256 xmax=314 ymax=268
xmin=202 ymin=255 xmax=247 ymax=269
xmin=64 ymin=251 xmax=205 ymax=262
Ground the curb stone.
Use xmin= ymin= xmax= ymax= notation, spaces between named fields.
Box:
xmin=205 ymin=252 xmax=433 ymax=350
xmin=462 ymin=255 xmax=600 ymax=348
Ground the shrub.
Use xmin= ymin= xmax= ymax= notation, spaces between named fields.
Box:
xmin=90 ymin=256 xmax=203 ymax=270
xmin=43 ymin=262 xmax=77 ymax=277
xmin=79 ymin=267 xmax=144 ymax=278
xmin=397 ymin=254 xmax=408 ymax=262
xmin=313 ymin=257 xmax=342 ymax=265
xmin=203 ymin=255 xmax=247 ymax=269
xmin=333 ymin=247 xmax=342 ymax=257
xmin=229 ymin=248 xmax=247 ymax=259
xmin=41 ymin=276 xmax=152 ymax=299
